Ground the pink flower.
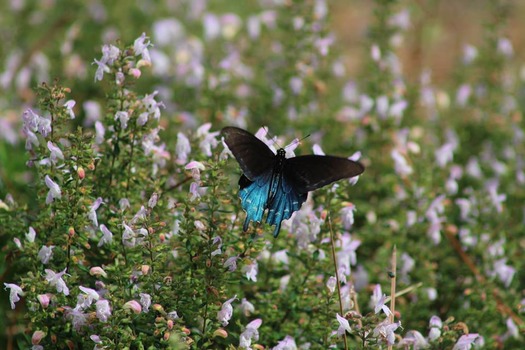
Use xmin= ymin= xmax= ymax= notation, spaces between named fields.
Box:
xmin=124 ymin=300 xmax=142 ymax=314
xmin=89 ymin=266 xmax=107 ymax=277
xmin=32 ymin=330 xmax=46 ymax=345
xmin=37 ymin=294 xmax=51 ymax=308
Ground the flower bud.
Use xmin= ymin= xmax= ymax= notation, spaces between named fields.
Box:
xmin=32 ymin=330 xmax=46 ymax=345
xmin=37 ymin=294 xmax=51 ymax=308
xmin=213 ymin=328 xmax=228 ymax=338
xmin=77 ymin=167 xmax=85 ymax=180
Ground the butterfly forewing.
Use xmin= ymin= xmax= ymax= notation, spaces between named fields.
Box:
xmin=221 ymin=127 xmax=276 ymax=180
xmin=284 ymin=155 xmax=364 ymax=193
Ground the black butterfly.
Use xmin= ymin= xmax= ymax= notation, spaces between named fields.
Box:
xmin=221 ymin=127 xmax=364 ymax=237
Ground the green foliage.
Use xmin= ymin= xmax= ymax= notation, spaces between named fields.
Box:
xmin=1 ymin=0 xmax=524 ymax=349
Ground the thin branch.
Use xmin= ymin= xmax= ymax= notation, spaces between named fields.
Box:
xmin=388 ymin=245 xmax=397 ymax=350
xmin=328 ymin=214 xmax=348 ymax=350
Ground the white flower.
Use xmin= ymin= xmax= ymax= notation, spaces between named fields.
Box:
xmin=373 ymin=320 xmax=401 ymax=345
xmin=326 ymin=276 xmax=337 ymax=294
xmin=89 ymin=197 xmax=104 ymax=227
xmin=134 ymin=32 xmax=152 ymax=63
xmin=45 ymin=268 xmax=70 ymax=296
xmin=98 ymin=224 xmax=113 ymax=247
xmin=77 ymin=286 xmax=100 ymax=309
xmin=239 ymin=318 xmax=262 ymax=349
xmin=217 ymin=295 xmax=237 ymax=326
xmin=26 ymin=227 xmax=36 ymax=243
xmin=140 ymin=293 xmax=152 ymax=312
xmin=176 ymin=132 xmax=191 ymax=164
xmin=96 ymin=299 xmax=111 ymax=322
xmin=38 ymin=245 xmax=54 ymax=264
xmin=4 ymin=283 xmax=24 ymax=309
xmin=242 ymin=261 xmax=258 ymax=282
xmin=115 ymin=111 xmax=129 ymax=129
xmin=47 ymin=141 xmax=64 ymax=164
xmin=45 ymin=175 xmax=61 ymax=204
xmin=64 ymin=100 xmax=76 ymax=119
xmin=336 ymin=313 xmax=351 ymax=336
xmin=272 ymin=335 xmax=297 ymax=350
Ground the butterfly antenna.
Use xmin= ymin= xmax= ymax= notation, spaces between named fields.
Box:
xmin=285 ymin=133 xmax=310 ymax=150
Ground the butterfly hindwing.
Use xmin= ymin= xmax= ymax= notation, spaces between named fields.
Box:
xmin=239 ymin=172 xmax=271 ymax=231
xmin=221 ymin=127 xmax=275 ymax=180
xmin=266 ymin=173 xmax=307 ymax=237
xmin=284 ymin=155 xmax=364 ymax=193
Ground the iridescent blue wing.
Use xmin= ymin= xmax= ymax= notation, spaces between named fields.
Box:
xmin=239 ymin=172 xmax=272 ymax=231
xmin=266 ymin=174 xmax=307 ymax=237
xmin=221 ymin=126 xmax=275 ymax=180
xmin=284 ymin=155 xmax=364 ymax=193
xmin=239 ymin=171 xmax=307 ymax=237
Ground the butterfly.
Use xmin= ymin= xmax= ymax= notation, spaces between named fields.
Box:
xmin=221 ymin=126 xmax=364 ymax=237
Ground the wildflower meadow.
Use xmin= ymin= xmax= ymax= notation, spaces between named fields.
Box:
xmin=0 ymin=1 xmax=523 ymax=349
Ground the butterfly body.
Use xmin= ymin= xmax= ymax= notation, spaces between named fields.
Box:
xmin=222 ymin=127 xmax=364 ymax=237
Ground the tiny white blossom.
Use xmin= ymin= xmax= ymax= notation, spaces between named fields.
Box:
xmin=45 ymin=268 xmax=70 ymax=296
xmin=38 ymin=245 xmax=54 ymax=264
xmin=96 ymin=299 xmax=111 ymax=322
xmin=64 ymin=100 xmax=76 ymax=119
xmin=140 ymin=293 xmax=152 ymax=312
xmin=336 ymin=313 xmax=351 ymax=336
xmin=45 ymin=175 xmax=61 ymax=204
xmin=26 ymin=227 xmax=36 ymax=243
xmin=242 ymin=261 xmax=258 ymax=282
xmin=217 ymin=295 xmax=237 ymax=326
xmin=4 ymin=283 xmax=24 ymax=309
xmin=115 ymin=111 xmax=129 ymax=129
xmin=47 ymin=141 xmax=64 ymax=164
xmin=239 ymin=318 xmax=262 ymax=349
xmin=77 ymin=286 xmax=100 ymax=309
xmin=98 ymin=224 xmax=113 ymax=247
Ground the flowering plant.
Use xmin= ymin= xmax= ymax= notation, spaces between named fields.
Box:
xmin=1 ymin=1 xmax=523 ymax=349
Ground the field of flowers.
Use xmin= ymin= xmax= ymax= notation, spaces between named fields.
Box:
xmin=0 ymin=1 xmax=523 ymax=349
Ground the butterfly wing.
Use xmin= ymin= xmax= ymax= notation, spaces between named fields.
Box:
xmin=239 ymin=172 xmax=272 ymax=231
xmin=284 ymin=155 xmax=364 ymax=193
xmin=221 ymin=127 xmax=276 ymax=180
xmin=265 ymin=174 xmax=307 ymax=237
